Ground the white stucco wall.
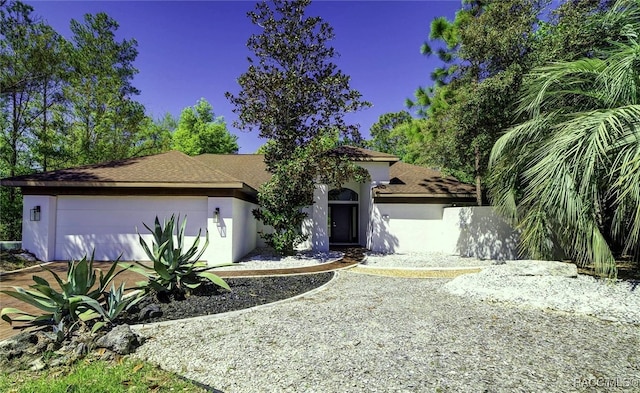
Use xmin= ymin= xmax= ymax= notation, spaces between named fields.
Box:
xmin=301 ymin=185 xmax=330 ymax=251
xmin=442 ymin=206 xmax=520 ymax=260
xmin=357 ymin=162 xmax=390 ymax=184
xmin=23 ymin=194 xmax=256 ymax=265
xmin=22 ymin=195 xmax=57 ymax=262
xmin=359 ymin=182 xmax=372 ymax=247
xmin=231 ymin=198 xmax=258 ymax=261
xmin=54 ymin=196 xmax=208 ymax=262
xmin=256 ymin=220 xmax=269 ymax=248
xmin=368 ymin=203 xmax=448 ymax=253
xmin=368 ymin=203 xmax=520 ymax=259
xmin=207 ymin=197 xmax=234 ymax=264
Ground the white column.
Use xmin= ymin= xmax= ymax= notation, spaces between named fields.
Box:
xmin=311 ymin=184 xmax=329 ymax=252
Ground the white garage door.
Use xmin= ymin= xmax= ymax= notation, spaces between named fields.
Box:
xmin=55 ymin=196 xmax=208 ymax=261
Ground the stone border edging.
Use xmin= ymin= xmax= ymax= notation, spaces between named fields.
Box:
xmin=358 ymin=253 xmax=489 ymax=276
xmin=349 ymin=266 xmax=482 ymax=279
xmin=355 ymin=264 xmax=490 ymax=271
xmin=130 ymin=270 xmax=341 ymax=334
xmin=0 ymin=261 xmax=53 ymax=275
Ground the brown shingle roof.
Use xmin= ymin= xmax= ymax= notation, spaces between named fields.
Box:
xmin=375 ymin=161 xmax=476 ymax=198
xmin=0 ymin=151 xmax=244 ymax=189
xmin=1 ymin=149 xmax=475 ymax=198
xmin=193 ymin=154 xmax=271 ymax=191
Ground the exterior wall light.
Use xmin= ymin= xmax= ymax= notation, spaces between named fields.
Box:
xmin=30 ymin=206 xmax=41 ymax=221
xmin=382 ymin=214 xmax=390 ymax=220
xmin=213 ymin=207 xmax=220 ymax=223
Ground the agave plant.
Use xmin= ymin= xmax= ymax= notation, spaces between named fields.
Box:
xmin=0 ymin=253 xmax=131 ymax=339
xmin=77 ymin=283 xmax=145 ymax=332
xmin=129 ymin=214 xmax=230 ymax=300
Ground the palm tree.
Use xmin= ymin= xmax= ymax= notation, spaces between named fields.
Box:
xmin=488 ymin=0 xmax=640 ymax=277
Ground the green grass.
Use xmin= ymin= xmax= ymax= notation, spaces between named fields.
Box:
xmin=0 ymin=357 xmax=209 ymax=393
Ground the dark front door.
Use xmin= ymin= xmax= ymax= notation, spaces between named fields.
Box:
xmin=330 ymin=204 xmax=357 ymax=243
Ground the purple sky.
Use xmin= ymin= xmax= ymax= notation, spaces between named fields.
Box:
xmin=26 ymin=0 xmax=463 ymax=153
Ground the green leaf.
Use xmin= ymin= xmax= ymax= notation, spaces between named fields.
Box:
xmin=91 ymin=321 xmax=106 ymax=333
xmin=198 ymin=272 xmax=230 ymax=291
xmin=1 ymin=289 xmax=58 ymax=313
xmin=98 ymin=254 xmax=126 ymax=292
xmin=72 ymin=256 xmax=90 ymax=294
xmin=1 ymin=308 xmax=39 ymax=324
xmin=71 ymin=296 xmax=105 ymax=321
xmin=32 ymin=275 xmax=51 ymax=287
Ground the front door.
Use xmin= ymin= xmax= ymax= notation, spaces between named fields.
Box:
xmin=329 ymin=204 xmax=357 ymax=243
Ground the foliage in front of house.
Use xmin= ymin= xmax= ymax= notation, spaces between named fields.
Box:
xmin=0 ymin=212 xmax=227 ymax=344
xmin=128 ymin=214 xmax=230 ymax=300
xmin=226 ymin=0 xmax=371 ymax=255
xmin=0 ymin=253 xmax=140 ymax=341
xmin=489 ymin=0 xmax=640 ymax=278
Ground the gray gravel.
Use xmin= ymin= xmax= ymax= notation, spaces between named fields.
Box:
xmin=133 ymin=270 xmax=640 ymax=392
xmin=444 ymin=262 xmax=640 ymax=325
xmin=216 ymin=248 xmax=343 ymax=271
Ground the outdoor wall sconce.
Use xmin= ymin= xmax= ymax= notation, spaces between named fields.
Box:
xmin=382 ymin=214 xmax=390 ymax=221
xmin=213 ymin=207 xmax=220 ymax=223
xmin=30 ymin=206 xmax=41 ymax=221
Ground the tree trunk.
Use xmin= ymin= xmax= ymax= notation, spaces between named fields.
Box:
xmin=42 ymin=80 xmax=48 ymax=172
xmin=8 ymin=92 xmax=20 ymax=239
xmin=475 ymin=144 xmax=482 ymax=206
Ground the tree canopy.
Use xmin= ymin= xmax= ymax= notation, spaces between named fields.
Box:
xmin=489 ymin=0 xmax=640 ymax=277
xmin=0 ymin=1 xmax=235 ymax=240
xmin=227 ymin=0 xmax=370 ymax=254
xmin=390 ymin=0 xmax=639 ymax=275
xmin=172 ymin=98 xmax=239 ymax=155
xmin=405 ymin=0 xmax=547 ymax=205
xmin=366 ymin=111 xmax=412 ymax=159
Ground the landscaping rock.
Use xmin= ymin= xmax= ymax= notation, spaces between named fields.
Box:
xmin=96 ymin=324 xmax=143 ymax=355
xmin=17 ymin=252 xmax=37 ymax=262
xmin=499 ymin=260 xmax=578 ymax=278
xmin=0 ymin=330 xmax=59 ymax=372
xmin=29 ymin=357 xmax=46 ymax=371
xmin=0 ymin=331 xmax=54 ymax=361
xmin=139 ymin=304 xmax=162 ymax=320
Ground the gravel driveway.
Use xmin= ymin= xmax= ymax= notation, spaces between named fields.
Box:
xmin=133 ymin=271 xmax=640 ymax=392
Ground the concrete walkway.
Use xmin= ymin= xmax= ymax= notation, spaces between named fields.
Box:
xmin=0 ymin=248 xmax=363 ymax=341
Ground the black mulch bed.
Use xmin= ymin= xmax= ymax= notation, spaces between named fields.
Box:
xmin=120 ymin=272 xmax=334 ymax=325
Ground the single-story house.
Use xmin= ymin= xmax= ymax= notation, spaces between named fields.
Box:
xmin=0 ymin=147 xmax=519 ymax=264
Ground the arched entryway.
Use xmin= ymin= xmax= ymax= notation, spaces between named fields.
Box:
xmin=328 ymin=187 xmax=359 ymax=244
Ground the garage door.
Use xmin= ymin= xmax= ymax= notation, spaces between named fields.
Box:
xmin=55 ymin=196 xmax=208 ymax=261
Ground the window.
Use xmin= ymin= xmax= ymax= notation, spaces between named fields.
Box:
xmin=328 ymin=188 xmax=358 ymax=201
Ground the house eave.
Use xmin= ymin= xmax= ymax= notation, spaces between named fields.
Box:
xmin=373 ymin=193 xmax=477 ymax=204
xmin=356 ymin=157 xmax=400 ymax=163
xmin=374 ymin=192 xmax=475 ymax=198
xmin=0 ymin=180 xmax=246 ymax=189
